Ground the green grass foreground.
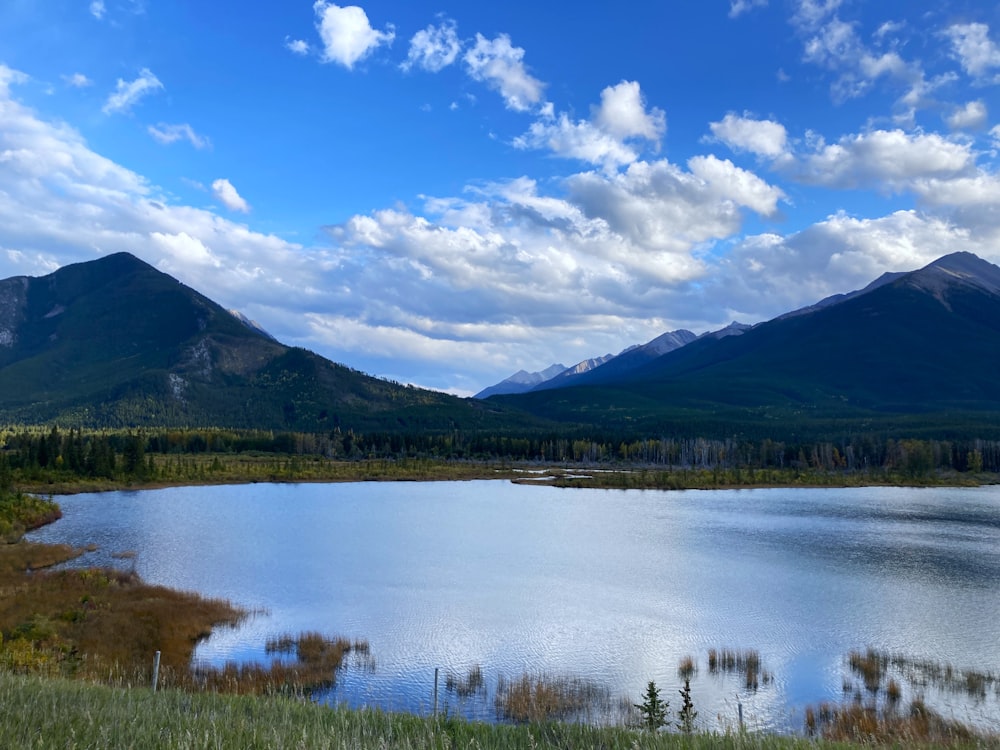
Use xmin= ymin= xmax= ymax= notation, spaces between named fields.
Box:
xmin=0 ymin=672 xmax=863 ymax=750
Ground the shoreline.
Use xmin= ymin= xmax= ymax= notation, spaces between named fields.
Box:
xmin=15 ymin=456 xmax=1000 ymax=497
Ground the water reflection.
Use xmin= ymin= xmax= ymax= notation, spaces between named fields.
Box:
xmin=27 ymin=482 xmax=1000 ymax=732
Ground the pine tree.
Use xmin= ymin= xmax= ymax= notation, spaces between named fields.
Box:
xmin=634 ymin=680 xmax=669 ymax=732
xmin=678 ymin=678 xmax=698 ymax=733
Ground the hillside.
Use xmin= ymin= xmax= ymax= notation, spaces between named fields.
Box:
xmin=497 ymin=252 xmax=1000 ymax=440
xmin=0 ymin=253 xmax=528 ymax=432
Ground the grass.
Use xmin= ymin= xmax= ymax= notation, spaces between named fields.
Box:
xmin=0 ymin=671 xmax=878 ymax=750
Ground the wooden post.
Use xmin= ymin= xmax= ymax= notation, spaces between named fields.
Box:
xmin=432 ymin=667 xmax=439 ymax=717
xmin=152 ymin=650 xmax=161 ymax=693
xmin=738 ymin=699 xmax=743 ymax=729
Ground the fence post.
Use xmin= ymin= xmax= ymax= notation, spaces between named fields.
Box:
xmin=152 ymin=650 xmax=161 ymax=693
xmin=433 ymin=667 xmax=439 ymax=717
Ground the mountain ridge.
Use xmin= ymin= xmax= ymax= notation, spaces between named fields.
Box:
xmin=492 ymin=251 xmax=1000 ymax=436
xmin=0 ymin=253 xmax=527 ymax=432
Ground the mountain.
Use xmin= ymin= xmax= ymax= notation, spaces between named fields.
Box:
xmin=532 ymin=329 xmax=698 ymax=391
xmin=0 ymin=253 xmax=525 ymax=431
xmin=474 ymin=363 xmax=567 ymax=399
xmin=479 ymin=329 xmax=698 ymax=398
xmin=496 ymin=252 xmax=1000 ymax=439
xmin=228 ymin=309 xmax=277 ymax=341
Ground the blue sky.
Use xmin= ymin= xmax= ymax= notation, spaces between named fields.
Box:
xmin=1 ymin=1 xmax=1000 ymax=395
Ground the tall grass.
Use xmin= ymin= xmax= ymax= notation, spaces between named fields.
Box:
xmin=0 ymin=671 xmax=863 ymax=750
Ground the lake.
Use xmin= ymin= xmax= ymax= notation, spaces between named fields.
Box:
xmin=26 ymin=480 xmax=1000 ymax=732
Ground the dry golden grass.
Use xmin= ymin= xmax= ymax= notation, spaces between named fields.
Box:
xmin=805 ymin=698 xmax=981 ymax=746
xmin=494 ymin=672 xmax=621 ymax=724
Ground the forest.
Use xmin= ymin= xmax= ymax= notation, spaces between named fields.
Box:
xmin=1 ymin=424 xmax=996 ymax=487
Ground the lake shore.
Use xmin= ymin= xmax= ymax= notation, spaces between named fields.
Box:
xmin=15 ymin=454 xmax=1000 ymax=496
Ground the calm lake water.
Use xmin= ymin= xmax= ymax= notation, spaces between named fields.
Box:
xmin=27 ymin=480 xmax=1000 ymax=732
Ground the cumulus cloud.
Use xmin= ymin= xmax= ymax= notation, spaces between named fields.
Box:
xmin=402 ymin=19 xmax=461 ymax=72
xmin=593 ymin=80 xmax=665 ymax=144
xmin=312 ymin=2 xmax=395 ymax=69
xmin=946 ymin=100 xmax=988 ymax=131
xmin=89 ymin=1 xmax=106 ymax=20
xmin=102 ymin=68 xmax=163 ymax=115
xmin=514 ymin=81 xmax=664 ymax=172
xmin=794 ymin=129 xmax=974 ymax=191
xmin=945 ymin=23 xmax=1000 ymax=81
xmin=212 ymin=179 xmax=251 ymax=213
xmin=463 ymin=33 xmax=545 ymax=112
xmin=147 ymin=123 xmax=211 ymax=149
xmin=709 ymin=113 xmax=788 ymax=158
xmin=515 ymin=114 xmax=640 ymax=172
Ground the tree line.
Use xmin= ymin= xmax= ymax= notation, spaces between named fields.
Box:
xmin=1 ymin=425 xmax=997 ymax=483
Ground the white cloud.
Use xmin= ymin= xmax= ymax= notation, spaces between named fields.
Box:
xmin=790 ymin=3 xmax=931 ymax=117
xmin=514 ymin=81 xmax=664 ymax=172
xmin=89 ymin=0 xmax=106 ymax=20
xmin=593 ymin=81 xmax=665 ymax=144
xmin=688 ymin=155 xmax=785 ymax=216
xmin=212 ymin=179 xmax=251 ymax=213
xmin=102 ymin=68 xmax=163 ymax=115
xmin=151 ymin=231 xmax=220 ymax=268
xmin=709 ymin=113 xmax=788 ymax=158
xmin=991 ymin=125 xmax=1000 ymax=150
xmin=463 ymin=33 xmax=545 ymax=112
xmin=945 ymin=23 xmax=1000 ymax=81
xmin=148 ymin=123 xmax=211 ymax=149
xmin=63 ymin=73 xmax=93 ymax=88
xmin=514 ymin=114 xmax=640 ymax=172
xmin=714 ymin=210 xmax=971 ymax=319
xmin=729 ymin=0 xmax=767 ymax=19
xmin=402 ymin=19 xmax=461 ymax=73
xmin=791 ymin=0 xmax=842 ymax=30
xmin=312 ymin=2 xmax=395 ymax=69
xmin=0 ymin=65 xmax=28 ymax=96
xmin=794 ymin=129 xmax=974 ymax=191
xmin=286 ymin=38 xmax=310 ymax=56
xmin=946 ymin=100 xmax=988 ymax=131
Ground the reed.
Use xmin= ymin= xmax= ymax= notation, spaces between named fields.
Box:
xmin=677 ymin=655 xmax=696 ymax=680
xmin=446 ymin=664 xmax=486 ymax=698
xmin=804 ymin=698 xmax=983 ymax=746
xmin=707 ymin=648 xmax=772 ymax=690
xmin=494 ymin=672 xmax=621 ymax=724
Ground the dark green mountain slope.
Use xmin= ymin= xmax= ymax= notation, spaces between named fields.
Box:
xmin=0 ymin=253 xmax=525 ymax=431
xmin=498 ymin=252 xmax=1000 ymax=439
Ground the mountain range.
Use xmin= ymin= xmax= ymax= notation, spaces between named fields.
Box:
xmin=491 ymin=251 xmax=1000 ymax=438
xmin=2 ymin=250 xmax=1000 ymax=440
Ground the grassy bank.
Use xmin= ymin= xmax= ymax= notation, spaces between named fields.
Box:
xmin=0 ymin=671 xmax=871 ymax=750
